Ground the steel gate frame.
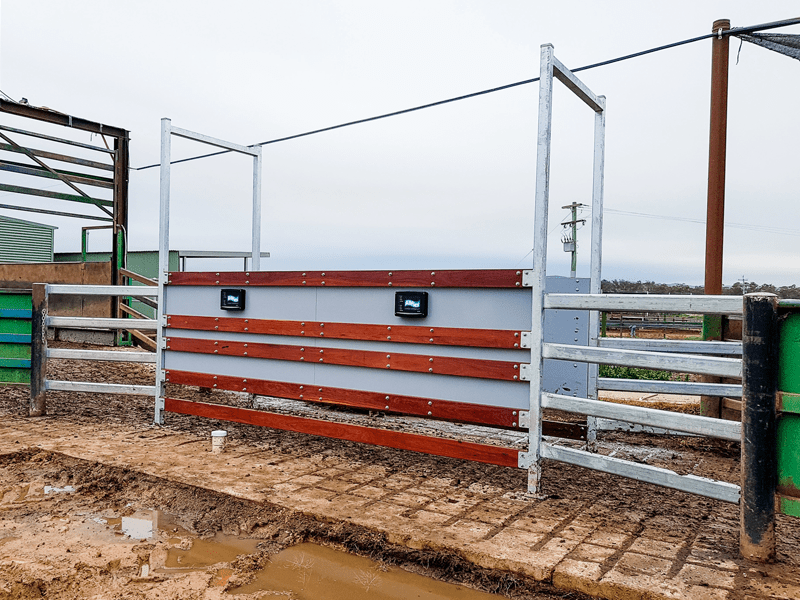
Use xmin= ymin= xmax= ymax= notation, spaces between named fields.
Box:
xmin=522 ymin=44 xmax=743 ymax=504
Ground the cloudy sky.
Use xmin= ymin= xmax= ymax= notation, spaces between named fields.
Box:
xmin=1 ymin=1 xmax=798 ymax=285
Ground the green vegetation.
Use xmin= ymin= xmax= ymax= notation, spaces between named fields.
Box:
xmin=599 ymin=365 xmax=687 ymax=382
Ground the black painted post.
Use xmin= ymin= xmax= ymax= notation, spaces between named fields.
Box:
xmin=740 ymin=292 xmax=778 ymax=561
xmin=29 ymin=283 xmax=48 ymax=417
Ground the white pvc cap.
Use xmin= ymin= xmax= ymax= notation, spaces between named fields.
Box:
xmin=211 ymin=430 xmax=228 ymax=437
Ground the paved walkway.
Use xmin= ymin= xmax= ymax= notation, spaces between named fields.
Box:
xmin=1 ymin=416 xmax=798 ymax=600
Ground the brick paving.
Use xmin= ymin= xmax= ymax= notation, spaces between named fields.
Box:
xmin=1 ymin=417 xmax=798 ymax=599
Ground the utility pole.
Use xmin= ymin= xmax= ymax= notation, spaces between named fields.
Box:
xmin=701 ymin=18 xmax=731 ymax=418
xmin=740 ymin=276 xmax=749 ymax=294
xmin=561 ymin=203 xmax=586 ymax=278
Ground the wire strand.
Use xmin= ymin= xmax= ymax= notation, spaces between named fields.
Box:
xmin=130 ymin=16 xmax=800 ymax=171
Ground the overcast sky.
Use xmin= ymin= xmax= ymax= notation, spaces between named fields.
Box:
xmin=1 ymin=1 xmax=798 ymax=286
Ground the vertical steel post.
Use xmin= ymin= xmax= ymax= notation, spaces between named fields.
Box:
xmin=29 ymin=283 xmax=48 ymax=417
xmin=251 ymin=146 xmax=263 ymax=271
xmin=155 ymin=118 xmax=172 ymax=425
xmin=702 ymin=18 xmax=731 ymax=418
xmin=523 ymin=43 xmax=555 ymax=494
xmin=740 ymin=292 xmax=778 ymax=562
xmin=586 ymin=95 xmax=606 ymax=447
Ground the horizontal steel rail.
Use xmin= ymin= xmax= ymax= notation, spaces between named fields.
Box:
xmin=543 ymin=342 xmax=742 ymax=378
xmin=47 ymin=316 xmax=158 ymax=330
xmin=171 ymin=126 xmax=260 ymax=156
xmin=45 ymin=380 xmax=156 ymax=396
xmin=541 ymin=444 xmax=741 ymax=503
xmin=46 ymin=285 xmax=158 ymax=297
xmin=47 ymin=348 xmax=156 ymax=363
xmin=544 ymin=293 xmax=742 ymax=314
xmin=599 ymin=338 xmax=742 ymax=356
xmin=0 ymin=124 xmax=115 ymax=154
xmin=542 ymin=392 xmax=741 ymax=440
xmin=0 ymin=142 xmax=114 ymax=171
xmin=598 ymin=377 xmax=742 ymax=397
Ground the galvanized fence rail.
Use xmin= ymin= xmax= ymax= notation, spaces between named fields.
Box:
xmin=29 ymin=283 xmax=158 ymax=416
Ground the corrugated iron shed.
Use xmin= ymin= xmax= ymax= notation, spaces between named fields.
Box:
xmin=0 ymin=215 xmax=57 ymax=263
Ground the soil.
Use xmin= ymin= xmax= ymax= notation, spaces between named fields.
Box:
xmin=0 ymin=340 xmax=798 ymax=599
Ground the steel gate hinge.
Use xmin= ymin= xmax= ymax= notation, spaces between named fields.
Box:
xmin=519 ymin=364 xmax=532 ymax=381
xmin=518 ymin=411 xmax=530 ymax=428
xmin=522 ymin=270 xmax=534 ymax=287
xmin=520 ymin=331 xmax=532 ymax=349
xmin=518 ymin=451 xmax=537 ymax=469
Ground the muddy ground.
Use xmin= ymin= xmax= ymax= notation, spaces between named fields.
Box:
xmin=0 ymin=341 xmax=797 ymax=599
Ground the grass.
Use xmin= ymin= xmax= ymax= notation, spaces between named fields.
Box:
xmin=599 ymin=365 xmax=688 ymax=382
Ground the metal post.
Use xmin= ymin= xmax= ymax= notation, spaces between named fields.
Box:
xmin=251 ymin=146 xmax=263 ymax=271
xmin=740 ymin=292 xmax=778 ymax=562
xmin=586 ymin=95 xmax=606 ymax=447
xmin=701 ymin=19 xmax=730 ymax=417
xmin=523 ymin=43 xmax=555 ymax=494
xmin=155 ymin=118 xmax=171 ymax=425
xmin=29 ymin=283 xmax=48 ymax=417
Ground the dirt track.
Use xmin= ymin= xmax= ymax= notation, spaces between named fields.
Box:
xmin=1 ymin=342 xmax=799 ymax=599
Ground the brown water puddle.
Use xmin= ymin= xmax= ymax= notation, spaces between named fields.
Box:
xmin=229 ymin=543 xmax=500 ymax=599
xmin=164 ymin=534 xmax=261 ymax=570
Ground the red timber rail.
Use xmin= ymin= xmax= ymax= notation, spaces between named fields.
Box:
xmin=167 ymin=268 xmax=525 ymax=288
xmin=162 ymin=268 xmax=586 ymax=465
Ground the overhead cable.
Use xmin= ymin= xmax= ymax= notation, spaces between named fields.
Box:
xmin=130 ymin=16 xmax=800 ymax=171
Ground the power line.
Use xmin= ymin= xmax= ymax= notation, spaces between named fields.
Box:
xmin=604 ymin=207 xmax=800 ymax=237
xmin=131 ymin=16 xmax=800 ymax=171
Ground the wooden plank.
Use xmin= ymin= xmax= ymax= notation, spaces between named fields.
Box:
xmin=167 ymin=269 xmax=525 ymax=288
xmin=120 ymin=267 xmax=157 ymax=286
xmin=164 ymin=397 xmax=519 ymax=468
xmin=165 ymin=368 xmax=523 ymax=428
xmin=166 ymin=315 xmax=523 ymax=349
xmin=119 ymin=303 xmax=151 ymax=320
xmin=128 ymin=329 xmax=158 ymax=351
xmin=166 ymin=337 xmax=525 ymax=381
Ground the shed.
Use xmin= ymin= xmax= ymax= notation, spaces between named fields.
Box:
xmin=0 ymin=215 xmax=57 ymax=263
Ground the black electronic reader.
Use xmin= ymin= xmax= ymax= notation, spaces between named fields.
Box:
xmin=220 ymin=288 xmax=246 ymax=311
xmin=395 ymin=291 xmax=428 ymax=318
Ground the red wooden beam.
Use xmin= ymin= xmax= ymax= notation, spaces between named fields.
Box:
xmin=166 ymin=315 xmax=524 ymax=349
xmin=164 ymin=397 xmax=520 ymax=468
xmin=166 ymin=337 xmax=525 ymax=382
xmin=167 ymin=269 xmax=525 ymax=288
xmin=165 ymin=369 xmax=523 ymax=428
xmin=165 ymin=369 xmax=587 ymax=440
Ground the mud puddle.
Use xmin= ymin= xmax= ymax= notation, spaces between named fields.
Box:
xmin=230 ymin=542 xmax=501 ymax=598
xmin=93 ymin=509 xmax=499 ymax=598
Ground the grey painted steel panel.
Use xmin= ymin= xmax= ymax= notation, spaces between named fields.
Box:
xmin=164 ymin=351 xmax=530 ymax=408
xmin=163 ymin=276 xmax=589 ymax=406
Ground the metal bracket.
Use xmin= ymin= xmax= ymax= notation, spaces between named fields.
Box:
xmin=518 ymin=451 xmax=537 ymax=469
xmin=522 ymin=270 xmax=534 ymax=287
xmin=518 ymin=410 xmax=530 ymax=428
xmin=520 ymin=331 xmax=532 ymax=349
xmin=519 ymin=364 xmax=532 ymax=381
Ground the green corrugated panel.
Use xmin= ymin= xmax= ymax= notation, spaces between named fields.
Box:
xmin=777 ymin=414 xmax=800 ymax=515
xmin=779 ymin=314 xmax=800 ymax=394
xmin=0 ymin=293 xmax=32 ymax=318
xmin=0 ymin=318 xmax=31 ymax=335
xmin=0 ymin=367 xmax=30 ymax=384
xmin=778 ymin=312 xmax=800 ymax=517
xmin=779 ymin=495 xmax=800 ymax=518
xmin=0 ymin=343 xmax=31 ymax=359
xmin=0 ymin=215 xmax=55 ymax=262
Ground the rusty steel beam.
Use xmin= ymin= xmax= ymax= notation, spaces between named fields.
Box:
xmin=701 ymin=19 xmax=731 ymax=418
xmin=0 ymin=99 xmax=127 ymax=139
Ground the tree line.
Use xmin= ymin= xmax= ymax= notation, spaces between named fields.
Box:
xmin=601 ymin=279 xmax=799 ymax=299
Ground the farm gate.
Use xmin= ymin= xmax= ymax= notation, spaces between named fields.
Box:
xmin=22 ymin=44 xmax=797 ymax=562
